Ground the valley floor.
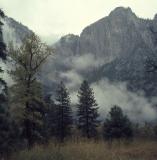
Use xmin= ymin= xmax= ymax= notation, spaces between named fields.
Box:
xmin=11 ymin=139 xmax=157 ymax=160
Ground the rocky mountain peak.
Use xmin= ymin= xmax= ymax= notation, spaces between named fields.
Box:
xmin=55 ymin=34 xmax=79 ymax=56
xmin=60 ymin=34 xmax=79 ymax=45
xmin=51 ymin=7 xmax=157 ymax=98
xmin=109 ymin=7 xmax=137 ymax=19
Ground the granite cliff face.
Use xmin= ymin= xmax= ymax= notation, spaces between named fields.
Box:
xmin=49 ymin=7 xmax=157 ymax=97
xmin=56 ymin=7 xmax=157 ymax=59
xmin=2 ymin=17 xmax=33 ymax=46
xmin=0 ymin=17 xmax=33 ymax=87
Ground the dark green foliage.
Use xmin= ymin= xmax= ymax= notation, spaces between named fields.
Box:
xmin=0 ymin=112 xmax=20 ymax=157
xmin=0 ymin=68 xmax=20 ymax=156
xmin=103 ymin=105 xmax=133 ymax=141
xmin=0 ymin=80 xmax=10 ymax=155
xmin=54 ymin=82 xmax=73 ymax=142
xmin=0 ymin=9 xmax=6 ymax=59
xmin=77 ymin=80 xmax=99 ymax=138
xmin=153 ymin=125 xmax=157 ymax=138
xmin=0 ymin=9 xmax=5 ymax=18
xmin=22 ymin=99 xmax=47 ymax=147
xmin=44 ymin=95 xmax=56 ymax=141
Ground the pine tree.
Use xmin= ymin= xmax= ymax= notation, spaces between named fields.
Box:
xmin=22 ymin=99 xmax=47 ymax=146
xmin=9 ymin=33 xmax=53 ymax=148
xmin=0 ymin=9 xmax=6 ymax=59
xmin=77 ymin=80 xmax=99 ymax=138
xmin=44 ymin=94 xmax=56 ymax=141
xmin=103 ymin=105 xmax=133 ymax=141
xmin=54 ymin=81 xmax=72 ymax=142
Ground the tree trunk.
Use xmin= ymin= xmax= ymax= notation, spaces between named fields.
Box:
xmin=25 ymin=101 xmax=33 ymax=149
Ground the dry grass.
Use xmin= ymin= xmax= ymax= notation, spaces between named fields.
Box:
xmin=11 ymin=139 xmax=157 ymax=160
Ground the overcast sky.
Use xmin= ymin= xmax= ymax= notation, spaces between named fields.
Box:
xmin=1 ymin=0 xmax=157 ymax=41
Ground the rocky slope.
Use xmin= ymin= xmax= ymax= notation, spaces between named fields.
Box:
xmin=2 ymin=7 xmax=157 ymax=98
xmin=0 ymin=17 xmax=33 ymax=86
xmin=2 ymin=17 xmax=33 ymax=46
xmin=46 ymin=7 xmax=157 ymax=97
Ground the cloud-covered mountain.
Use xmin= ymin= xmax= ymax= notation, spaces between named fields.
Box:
xmin=0 ymin=17 xmax=33 ymax=86
xmin=3 ymin=16 xmax=33 ymax=46
xmin=39 ymin=7 xmax=157 ymax=122
xmin=47 ymin=7 xmax=157 ymax=97
xmin=2 ymin=7 xmax=157 ymax=122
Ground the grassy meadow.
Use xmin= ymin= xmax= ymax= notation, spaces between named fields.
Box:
xmin=10 ymin=139 xmax=157 ymax=160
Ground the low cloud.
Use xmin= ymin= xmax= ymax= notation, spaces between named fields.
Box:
xmin=35 ymin=46 xmax=157 ymax=124
xmin=91 ymin=79 xmax=157 ymax=123
xmin=60 ymin=70 xmax=83 ymax=90
xmin=2 ymin=20 xmax=19 ymax=47
xmin=70 ymin=79 xmax=157 ymax=123
xmin=71 ymin=54 xmax=105 ymax=71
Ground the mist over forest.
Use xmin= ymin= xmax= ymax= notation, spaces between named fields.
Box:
xmin=0 ymin=2 xmax=157 ymax=160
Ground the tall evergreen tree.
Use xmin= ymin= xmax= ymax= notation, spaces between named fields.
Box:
xmin=0 ymin=9 xmax=6 ymax=59
xmin=54 ymin=81 xmax=72 ymax=142
xmin=22 ymin=99 xmax=47 ymax=146
xmin=77 ymin=80 xmax=99 ymax=138
xmin=44 ymin=95 xmax=56 ymax=141
xmin=9 ymin=33 xmax=53 ymax=147
xmin=103 ymin=105 xmax=133 ymax=141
